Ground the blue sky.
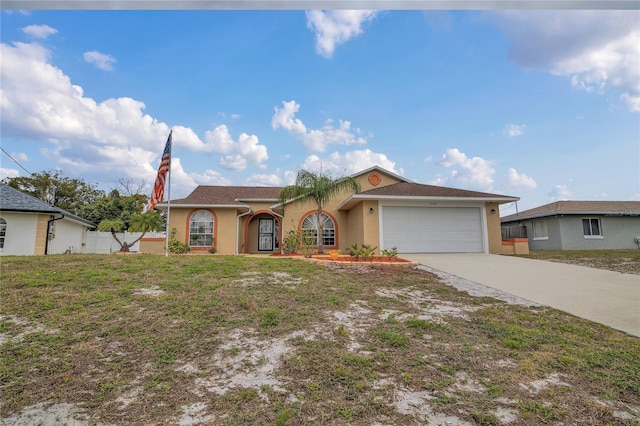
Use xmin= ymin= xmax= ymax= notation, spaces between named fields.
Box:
xmin=1 ymin=8 xmax=638 ymax=214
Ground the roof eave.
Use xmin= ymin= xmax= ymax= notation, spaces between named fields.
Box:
xmin=350 ymin=166 xmax=412 ymax=183
xmin=235 ymin=198 xmax=279 ymax=203
xmin=502 ymin=210 xmax=640 ymax=222
xmin=155 ymin=203 xmax=251 ymax=210
xmin=0 ymin=208 xmax=59 ymax=214
xmin=65 ymin=216 xmax=97 ymax=228
xmin=338 ymin=194 xmax=519 ymax=211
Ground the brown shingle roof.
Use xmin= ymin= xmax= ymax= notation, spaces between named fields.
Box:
xmin=501 ymin=200 xmax=640 ymax=222
xmin=359 ymin=182 xmax=517 ymax=199
xmin=170 ymin=186 xmax=283 ymax=206
xmin=166 ymin=180 xmax=517 ymax=210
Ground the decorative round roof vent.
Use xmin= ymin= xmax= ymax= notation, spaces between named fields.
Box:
xmin=368 ymin=172 xmax=381 ymax=186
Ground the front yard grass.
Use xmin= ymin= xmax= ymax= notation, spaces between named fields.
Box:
xmin=1 ymin=254 xmax=639 ymax=425
xmin=521 ymin=249 xmax=640 ymax=275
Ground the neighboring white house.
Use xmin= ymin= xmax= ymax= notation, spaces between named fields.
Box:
xmin=501 ymin=200 xmax=640 ymax=250
xmin=0 ymin=184 xmax=96 ymax=255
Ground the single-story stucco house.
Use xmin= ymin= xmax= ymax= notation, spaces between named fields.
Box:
xmin=142 ymin=166 xmax=519 ymax=255
xmin=0 ymin=184 xmax=96 ymax=255
xmin=501 ymin=200 xmax=640 ymax=250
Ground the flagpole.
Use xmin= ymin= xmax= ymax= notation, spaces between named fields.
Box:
xmin=165 ymin=131 xmax=173 ymax=257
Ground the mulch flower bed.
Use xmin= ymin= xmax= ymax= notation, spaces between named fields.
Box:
xmin=270 ymin=253 xmax=413 ymax=264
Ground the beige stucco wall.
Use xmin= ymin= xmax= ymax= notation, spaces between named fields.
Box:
xmin=281 ymin=169 xmax=402 ymax=252
xmin=280 ymin=200 xmax=347 ymax=250
xmin=215 ymin=209 xmax=240 ymax=254
xmin=500 ymin=238 xmax=530 ymax=255
xmin=156 ymin=170 xmax=509 ymax=256
xmin=343 ymin=200 xmax=381 ymax=251
xmin=140 ymin=238 xmax=166 ymax=254
xmin=486 ymin=202 xmax=503 ymax=254
xmin=346 ymin=201 xmax=364 ymax=249
xmin=166 ymin=207 xmax=239 ymax=255
xmin=356 ymin=169 xmax=403 ymax=192
xmin=35 ymin=214 xmax=49 ymax=255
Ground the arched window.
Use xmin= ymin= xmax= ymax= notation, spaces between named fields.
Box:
xmin=301 ymin=213 xmax=335 ymax=246
xmin=189 ymin=210 xmax=214 ymax=247
xmin=0 ymin=218 xmax=6 ymax=249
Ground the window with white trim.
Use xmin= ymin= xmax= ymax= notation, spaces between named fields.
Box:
xmin=301 ymin=213 xmax=335 ymax=246
xmin=582 ymin=218 xmax=602 ymax=237
xmin=189 ymin=210 xmax=214 ymax=246
xmin=0 ymin=218 xmax=6 ymax=249
xmin=532 ymin=220 xmax=548 ymax=240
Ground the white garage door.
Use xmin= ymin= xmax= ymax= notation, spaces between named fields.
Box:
xmin=382 ymin=206 xmax=483 ymax=253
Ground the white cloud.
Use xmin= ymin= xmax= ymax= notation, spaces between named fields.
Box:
xmin=271 ymin=100 xmax=307 ymax=135
xmin=21 ymin=24 xmax=58 ymax=39
xmin=548 ymin=184 xmax=572 ymax=201
xmin=305 ymin=10 xmax=377 ymax=58
xmin=202 ymin=125 xmax=268 ymax=171
xmin=621 ymin=93 xmax=640 ymax=112
xmin=83 ymin=51 xmax=116 ymax=71
xmin=504 ymin=167 xmax=536 ymax=190
xmin=243 ymin=173 xmax=283 ymax=187
xmin=299 ymin=149 xmax=402 ymax=176
xmin=5 ymin=151 xmax=29 ymax=162
xmin=503 ymin=124 xmax=525 ymax=137
xmin=187 ymin=167 xmax=233 ymax=187
xmin=0 ymin=40 xmax=265 ymax=193
xmin=271 ymin=100 xmax=367 ymax=152
xmin=0 ymin=168 xmax=20 ymax=180
xmin=492 ymin=11 xmax=640 ymax=112
xmin=218 ymin=112 xmax=241 ymax=120
xmin=6 ymin=11 xmax=32 ymax=16
xmin=437 ymin=148 xmax=495 ymax=191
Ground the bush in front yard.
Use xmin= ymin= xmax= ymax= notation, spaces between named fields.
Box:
xmin=168 ymin=238 xmax=190 ymax=254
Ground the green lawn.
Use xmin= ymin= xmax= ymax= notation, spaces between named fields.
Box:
xmin=1 ymin=254 xmax=639 ymax=425
xmin=521 ymin=249 xmax=640 ymax=275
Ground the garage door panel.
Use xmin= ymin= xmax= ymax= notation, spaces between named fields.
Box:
xmin=382 ymin=206 xmax=483 ymax=253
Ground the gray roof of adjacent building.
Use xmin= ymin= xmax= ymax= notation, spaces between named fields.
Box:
xmin=501 ymin=200 xmax=640 ymax=222
xmin=0 ymin=184 xmax=96 ymax=227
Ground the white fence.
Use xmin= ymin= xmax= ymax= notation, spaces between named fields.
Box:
xmin=84 ymin=231 xmax=165 ymax=253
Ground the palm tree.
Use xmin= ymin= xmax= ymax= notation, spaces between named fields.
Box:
xmin=278 ymin=170 xmax=360 ymax=254
xmin=98 ymin=211 xmax=163 ymax=252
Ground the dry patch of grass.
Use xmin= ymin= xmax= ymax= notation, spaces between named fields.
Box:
xmin=1 ymin=254 xmax=639 ymax=425
xmin=521 ymin=249 xmax=640 ymax=275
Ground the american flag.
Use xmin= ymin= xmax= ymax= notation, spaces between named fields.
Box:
xmin=148 ymin=131 xmax=172 ymax=211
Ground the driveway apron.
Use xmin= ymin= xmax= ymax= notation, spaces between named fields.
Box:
xmin=404 ymin=253 xmax=640 ymax=338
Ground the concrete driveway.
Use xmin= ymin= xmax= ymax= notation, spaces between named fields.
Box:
xmin=404 ymin=253 xmax=640 ymax=338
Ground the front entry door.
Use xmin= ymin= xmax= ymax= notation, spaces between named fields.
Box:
xmin=258 ymin=218 xmax=274 ymax=251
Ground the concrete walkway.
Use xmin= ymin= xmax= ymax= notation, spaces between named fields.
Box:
xmin=404 ymin=253 xmax=640 ymax=338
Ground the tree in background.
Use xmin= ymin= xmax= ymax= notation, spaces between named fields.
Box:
xmin=97 ymin=211 xmax=163 ymax=252
xmin=3 ymin=172 xmax=150 ymax=225
xmin=3 ymin=170 xmax=104 ymax=215
xmin=278 ymin=170 xmax=360 ymax=254
xmin=79 ymin=189 xmax=148 ymax=229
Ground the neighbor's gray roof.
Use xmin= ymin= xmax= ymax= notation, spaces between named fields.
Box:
xmin=0 ymin=184 xmax=96 ymax=227
xmin=501 ymin=200 xmax=640 ymax=222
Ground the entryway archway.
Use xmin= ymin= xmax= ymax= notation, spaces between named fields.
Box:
xmin=245 ymin=212 xmax=280 ymax=254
